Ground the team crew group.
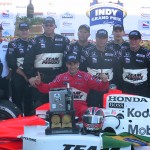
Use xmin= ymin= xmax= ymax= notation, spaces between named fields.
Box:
xmin=0 ymin=16 xmax=150 ymax=118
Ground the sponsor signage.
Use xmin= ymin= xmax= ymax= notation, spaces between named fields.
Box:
xmin=128 ymin=124 xmax=150 ymax=136
xmin=138 ymin=20 xmax=150 ymax=30
xmin=63 ymin=144 xmax=97 ymax=150
xmin=105 ymin=94 xmax=150 ymax=136
xmin=61 ymin=12 xmax=74 ymax=19
xmin=89 ymin=1 xmax=125 ymax=26
xmin=61 ymin=21 xmax=73 ymax=28
xmin=107 ymin=95 xmax=148 ymax=103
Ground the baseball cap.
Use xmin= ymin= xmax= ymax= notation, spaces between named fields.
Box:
xmin=43 ymin=16 xmax=55 ymax=24
xmin=78 ymin=24 xmax=90 ymax=32
xmin=96 ymin=29 xmax=108 ymax=38
xmin=113 ymin=23 xmax=124 ymax=31
xmin=0 ymin=24 xmax=3 ymax=30
xmin=18 ymin=22 xmax=29 ymax=30
xmin=66 ymin=54 xmax=79 ymax=63
xmin=129 ymin=30 xmax=141 ymax=39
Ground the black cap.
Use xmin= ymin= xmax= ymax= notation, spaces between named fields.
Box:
xmin=0 ymin=24 xmax=3 ymax=30
xmin=66 ymin=54 xmax=79 ymax=63
xmin=78 ymin=24 xmax=90 ymax=32
xmin=129 ymin=30 xmax=141 ymax=39
xmin=18 ymin=22 xmax=29 ymax=30
xmin=43 ymin=16 xmax=55 ymax=24
xmin=113 ymin=23 xmax=124 ymax=31
xmin=96 ymin=29 xmax=108 ymax=38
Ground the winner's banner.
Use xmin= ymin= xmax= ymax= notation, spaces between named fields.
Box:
xmin=89 ymin=1 xmax=126 ymax=26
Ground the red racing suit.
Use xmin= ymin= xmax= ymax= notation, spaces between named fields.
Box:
xmin=37 ymin=70 xmax=109 ymax=119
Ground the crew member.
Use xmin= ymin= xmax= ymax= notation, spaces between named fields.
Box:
xmin=6 ymin=22 xmax=32 ymax=115
xmin=107 ymin=23 xmax=129 ymax=59
xmin=35 ymin=54 xmax=109 ymax=120
xmin=23 ymin=16 xmax=70 ymax=107
xmin=119 ymin=30 xmax=150 ymax=97
xmin=80 ymin=29 xmax=117 ymax=107
xmin=107 ymin=24 xmax=129 ymax=90
xmin=65 ymin=24 xmax=94 ymax=63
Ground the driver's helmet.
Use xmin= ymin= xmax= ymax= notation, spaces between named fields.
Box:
xmin=82 ymin=107 xmax=104 ymax=132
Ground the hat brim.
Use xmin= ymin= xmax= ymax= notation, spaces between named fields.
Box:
xmin=96 ymin=35 xmax=108 ymax=38
xmin=129 ymin=36 xmax=141 ymax=39
xmin=113 ymin=27 xmax=124 ymax=31
xmin=66 ymin=60 xmax=79 ymax=63
xmin=19 ymin=27 xmax=29 ymax=30
xmin=43 ymin=21 xmax=55 ymax=24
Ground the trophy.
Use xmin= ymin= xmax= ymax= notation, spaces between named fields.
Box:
xmin=45 ymin=83 xmax=79 ymax=134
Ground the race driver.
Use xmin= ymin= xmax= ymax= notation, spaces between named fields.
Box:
xmin=23 ymin=16 xmax=70 ymax=107
xmin=35 ymin=54 xmax=109 ymax=120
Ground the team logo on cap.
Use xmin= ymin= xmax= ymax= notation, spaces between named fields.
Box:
xmin=68 ymin=55 xmax=76 ymax=60
xmin=130 ymin=31 xmax=139 ymax=36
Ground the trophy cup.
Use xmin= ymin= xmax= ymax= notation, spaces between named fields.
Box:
xmin=45 ymin=83 xmax=79 ymax=134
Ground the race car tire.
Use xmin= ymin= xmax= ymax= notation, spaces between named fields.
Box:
xmin=0 ymin=100 xmax=22 ymax=120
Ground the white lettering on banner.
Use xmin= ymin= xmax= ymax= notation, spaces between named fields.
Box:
xmin=95 ymin=9 xmax=118 ymax=16
xmin=127 ymin=108 xmax=150 ymax=118
xmin=128 ymin=125 xmax=150 ymax=135
xmin=109 ymin=16 xmax=121 ymax=21
xmin=91 ymin=16 xmax=109 ymax=21
xmin=108 ymin=96 xmax=148 ymax=102
xmin=34 ymin=53 xmax=63 ymax=68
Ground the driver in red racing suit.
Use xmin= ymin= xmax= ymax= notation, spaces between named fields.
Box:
xmin=35 ymin=54 xmax=109 ymax=120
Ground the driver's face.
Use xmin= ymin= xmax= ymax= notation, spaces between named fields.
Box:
xmin=66 ymin=62 xmax=79 ymax=75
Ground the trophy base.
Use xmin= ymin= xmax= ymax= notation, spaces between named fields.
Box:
xmin=45 ymin=126 xmax=79 ymax=135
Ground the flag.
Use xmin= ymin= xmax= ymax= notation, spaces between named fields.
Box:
xmin=102 ymin=132 xmax=150 ymax=148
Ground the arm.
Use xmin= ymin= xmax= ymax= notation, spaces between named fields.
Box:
xmin=23 ymin=39 xmax=36 ymax=79
xmin=79 ymin=48 xmax=88 ymax=72
xmin=16 ymin=68 xmax=28 ymax=82
xmin=36 ymin=74 xmax=61 ymax=93
xmin=115 ymin=52 xmax=124 ymax=90
xmin=87 ymin=73 xmax=109 ymax=92
xmin=6 ymin=42 xmax=28 ymax=80
xmin=62 ymin=37 xmax=70 ymax=73
xmin=6 ymin=42 xmax=18 ymax=72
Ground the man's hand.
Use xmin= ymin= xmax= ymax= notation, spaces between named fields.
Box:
xmin=100 ymin=73 xmax=108 ymax=82
xmin=28 ymin=72 xmax=41 ymax=87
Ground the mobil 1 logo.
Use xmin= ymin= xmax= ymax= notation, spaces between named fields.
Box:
xmin=129 ymin=124 xmax=150 ymax=136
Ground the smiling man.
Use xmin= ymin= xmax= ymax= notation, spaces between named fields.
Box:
xmin=66 ymin=24 xmax=94 ymax=64
xmin=6 ymin=22 xmax=32 ymax=115
xmin=23 ymin=16 xmax=70 ymax=108
xmin=119 ymin=30 xmax=150 ymax=97
xmin=35 ymin=54 xmax=109 ymax=120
